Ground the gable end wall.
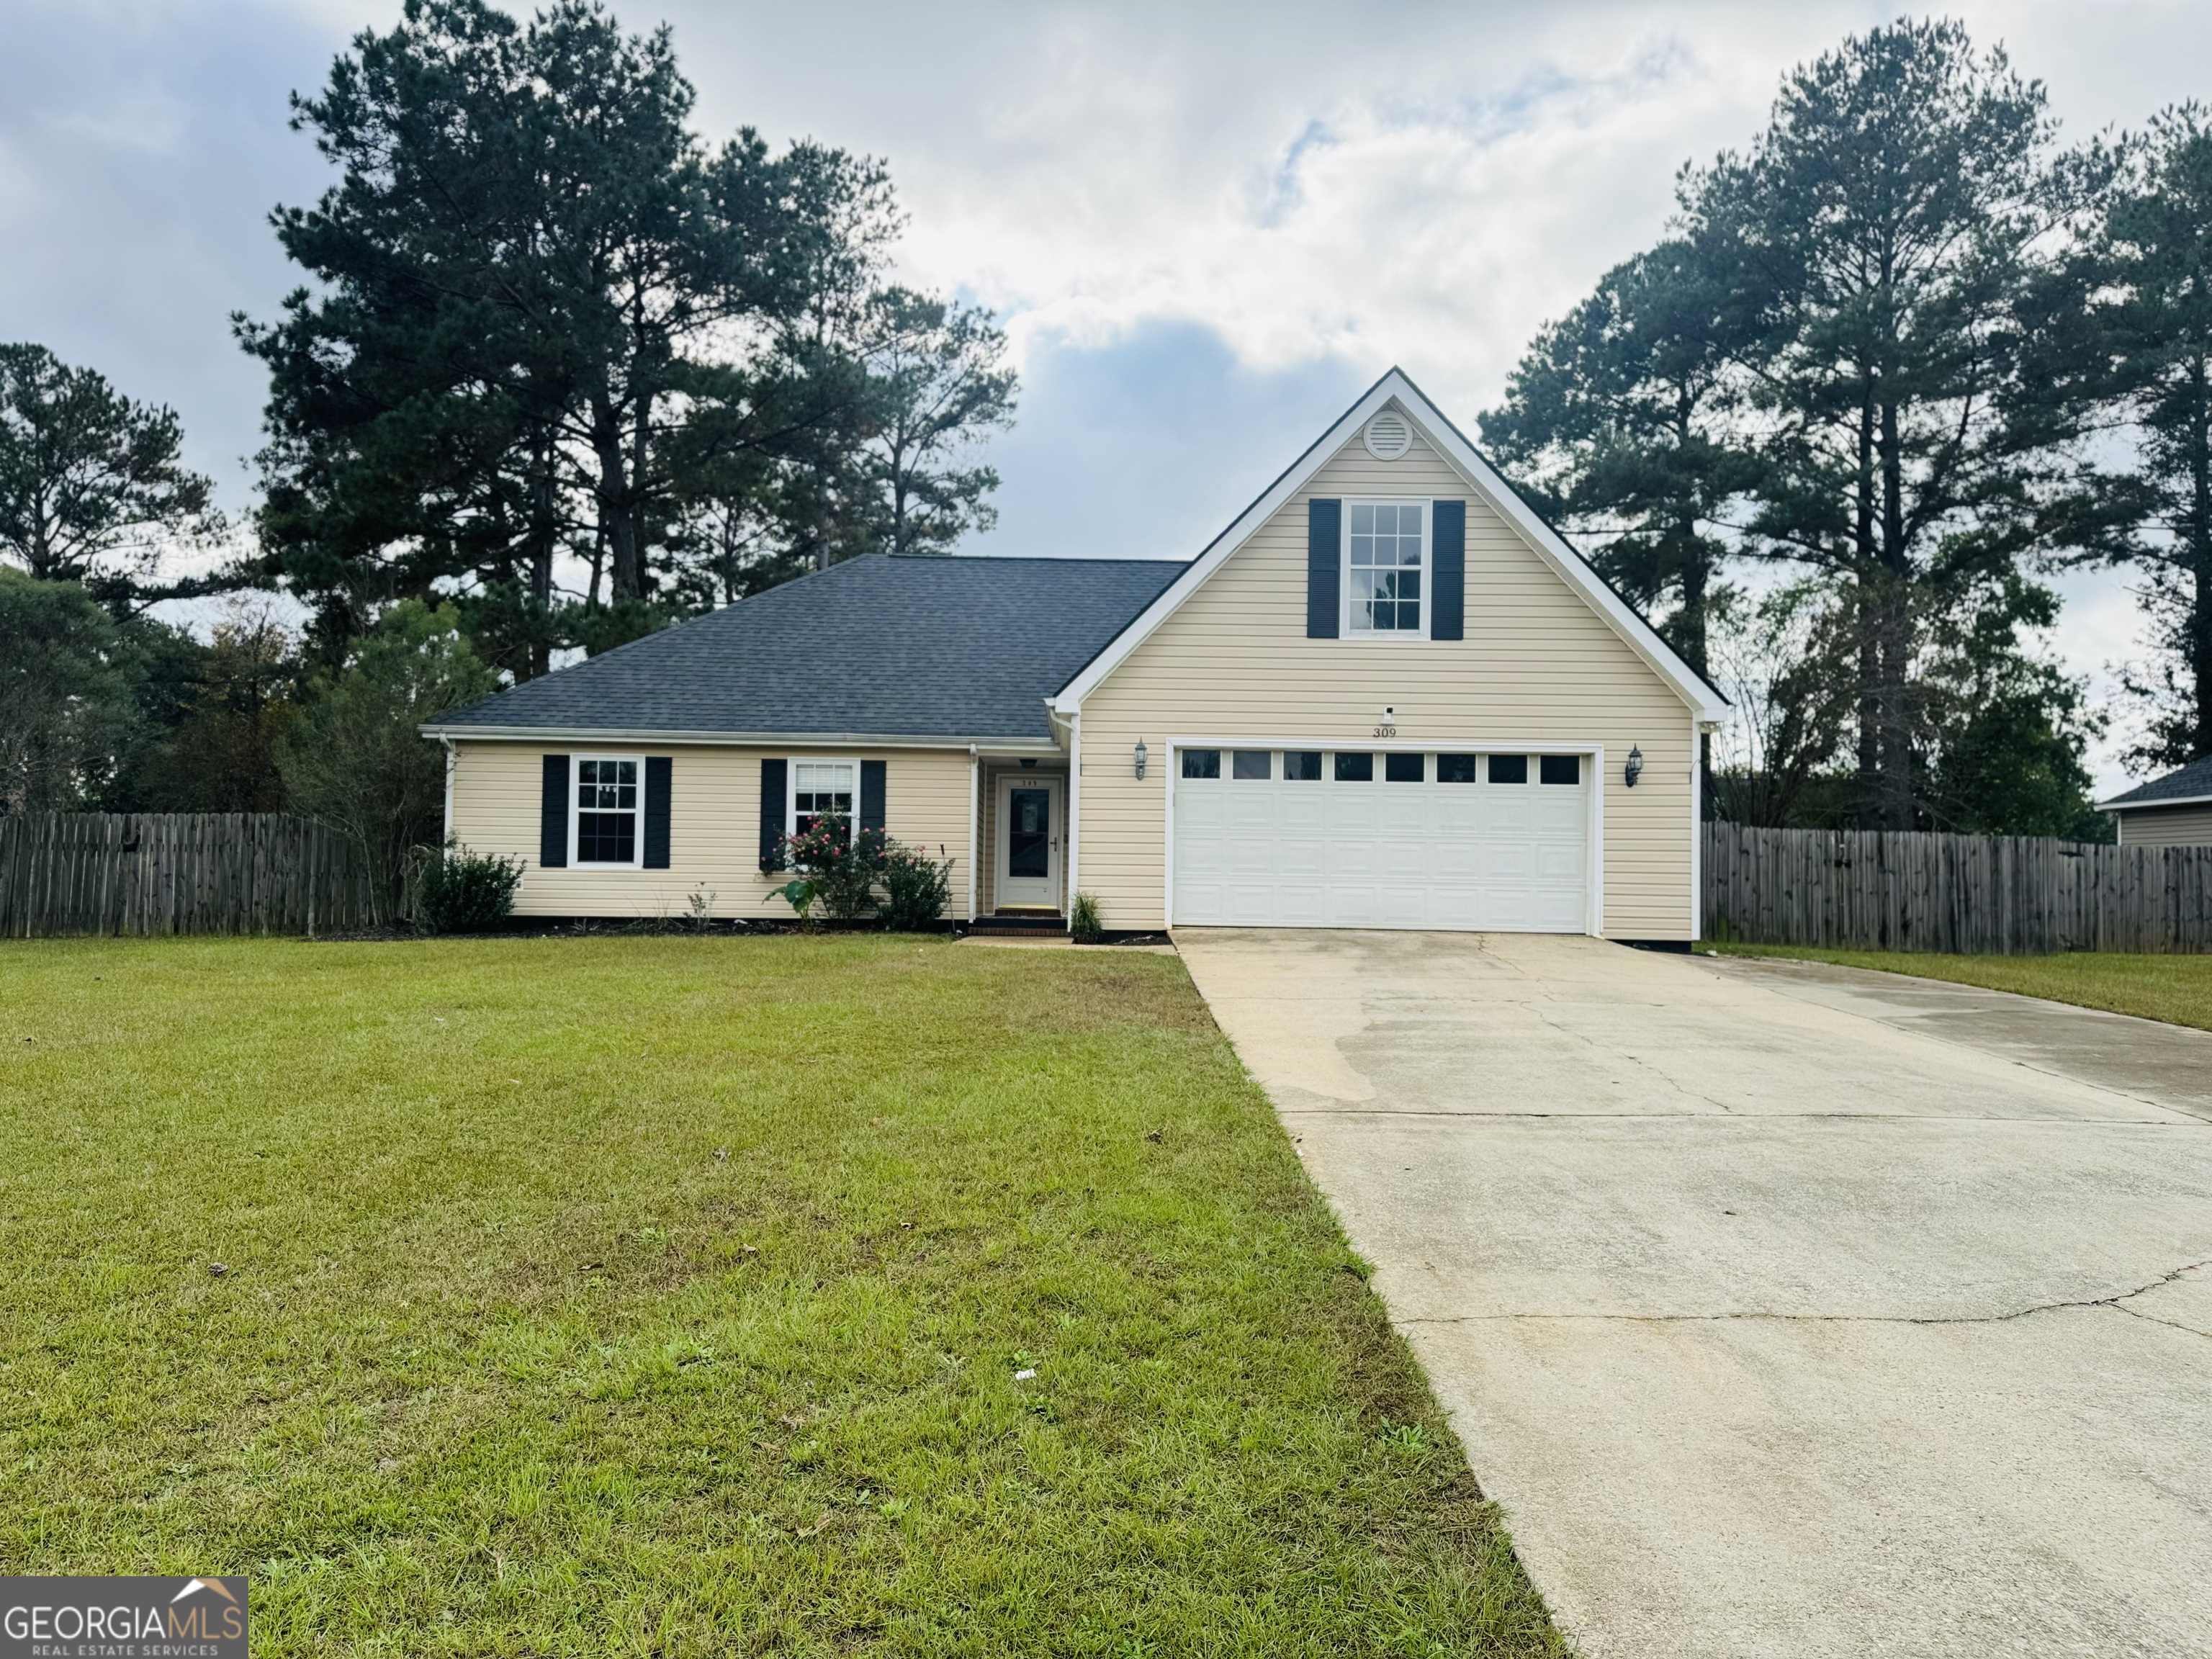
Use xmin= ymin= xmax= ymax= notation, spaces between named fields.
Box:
xmin=1076 ymin=431 xmax=1698 ymax=936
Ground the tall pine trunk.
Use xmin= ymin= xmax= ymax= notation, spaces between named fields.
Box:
xmin=526 ymin=436 xmax=556 ymax=680
xmin=1876 ymin=395 xmax=1915 ymax=829
xmin=2193 ymin=358 xmax=2212 ymax=759
xmin=593 ymin=396 xmax=644 ymax=601
xmin=1853 ymin=397 xmax=1883 ymax=827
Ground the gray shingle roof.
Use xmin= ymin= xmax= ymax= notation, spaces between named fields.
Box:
xmin=2100 ymin=753 xmax=2212 ymax=810
xmin=428 ymin=554 xmax=1186 ymax=743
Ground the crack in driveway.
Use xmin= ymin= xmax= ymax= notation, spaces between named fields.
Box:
xmin=1398 ymin=1259 xmax=2212 ymax=1336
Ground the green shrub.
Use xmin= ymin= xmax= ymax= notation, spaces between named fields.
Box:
xmin=413 ymin=839 xmax=524 ymax=934
xmin=775 ymin=811 xmax=881 ymax=923
xmin=882 ymin=842 xmax=955 ymax=931
xmin=1070 ymin=891 xmax=1103 ymax=943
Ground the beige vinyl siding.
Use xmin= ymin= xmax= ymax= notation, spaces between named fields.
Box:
xmin=1075 ymin=430 xmax=1700 ymax=938
xmin=448 ymin=741 xmax=974 ymax=917
xmin=2115 ymin=802 xmax=2212 ymax=847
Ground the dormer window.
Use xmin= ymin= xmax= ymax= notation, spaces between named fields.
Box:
xmin=1345 ymin=500 xmax=1426 ymax=635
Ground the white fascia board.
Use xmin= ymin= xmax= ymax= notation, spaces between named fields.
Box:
xmin=1048 ymin=367 xmax=1731 ymax=725
xmin=419 ymin=723 xmax=1064 ymax=755
xmin=2097 ymin=791 xmax=2212 ymax=813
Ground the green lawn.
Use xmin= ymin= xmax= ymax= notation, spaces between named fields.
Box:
xmin=1709 ymin=941 xmax=2212 ymax=1031
xmin=0 ymin=935 xmax=1560 ymax=1658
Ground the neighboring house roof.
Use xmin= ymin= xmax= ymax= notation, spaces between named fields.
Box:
xmin=2098 ymin=753 xmax=2212 ymax=813
xmin=423 ymin=554 xmax=1185 ymax=745
xmin=1049 ymin=367 xmax=1732 ymax=724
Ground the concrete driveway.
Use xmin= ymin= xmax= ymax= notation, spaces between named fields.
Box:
xmin=1175 ymin=929 xmax=2212 ymax=1659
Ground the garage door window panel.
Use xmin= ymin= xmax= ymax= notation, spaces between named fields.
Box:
xmin=1285 ymin=751 xmax=1323 ymax=781
xmin=1385 ymin=752 xmax=1425 ymax=783
xmin=1437 ymin=754 xmax=1477 ymax=783
xmin=1232 ymin=750 xmax=1272 ymax=780
xmin=1334 ymin=752 xmax=1375 ymax=782
xmin=1488 ymin=754 xmax=1529 ymax=784
xmin=1540 ymin=755 xmax=1581 ymax=785
xmin=1182 ymin=749 xmax=1221 ymax=780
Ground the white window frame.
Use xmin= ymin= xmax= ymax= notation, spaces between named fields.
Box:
xmin=570 ymin=752 xmax=645 ymax=869
xmin=787 ymin=756 xmax=861 ymax=841
xmin=1341 ymin=498 xmax=1431 ymax=641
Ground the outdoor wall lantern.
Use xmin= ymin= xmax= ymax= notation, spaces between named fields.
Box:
xmin=1625 ymin=744 xmax=1644 ymax=788
xmin=1133 ymin=738 xmax=1149 ymax=781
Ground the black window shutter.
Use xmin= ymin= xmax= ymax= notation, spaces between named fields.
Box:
xmin=860 ymin=759 xmax=886 ymax=849
xmin=643 ymin=757 xmax=672 ymax=868
xmin=539 ymin=755 xmax=569 ymax=868
xmin=1306 ymin=498 xmax=1341 ymax=639
xmin=1431 ymin=500 xmax=1465 ymax=640
xmin=759 ymin=757 xmax=788 ymax=871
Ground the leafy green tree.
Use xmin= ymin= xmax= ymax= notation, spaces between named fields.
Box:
xmin=1481 ymin=236 xmax=1758 ymax=679
xmin=240 ymin=0 xmax=907 ymax=669
xmin=1691 ymin=20 xmax=2101 ymax=829
xmin=0 ymin=571 xmax=140 ymax=811
xmin=1706 ymin=582 xmax=1858 ymax=827
xmin=1919 ymin=577 xmax=2108 ymax=838
xmin=2082 ymin=104 xmax=2212 ymax=769
xmin=113 ymin=610 xmax=301 ymax=812
xmin=857 ymin=289 xmax=1016 ymax=558
xmin=276 ymin=599 xmax=495 ymax=920
xmin=0 ymin=345 xmax=220 ymax=615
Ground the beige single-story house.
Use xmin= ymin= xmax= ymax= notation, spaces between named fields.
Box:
xmin=424 ymin=369 xmax=1729 ymax=939
xmin=2099 ymin=755 xmax=2212 ymax=846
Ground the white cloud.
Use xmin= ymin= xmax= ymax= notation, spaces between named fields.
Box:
xmin=9 ymin=0 xmax=2207 ymax=719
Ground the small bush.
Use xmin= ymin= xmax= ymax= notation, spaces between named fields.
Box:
xmin=1070 ymin=891 xmax=1103 ymax=944
xmin=413 ymin=840 xmax=524 ymax=934
xmin=882 ymin=842 xmax=955 ymax=931
xmin=775 ymin=810 xmax=881 ymax=924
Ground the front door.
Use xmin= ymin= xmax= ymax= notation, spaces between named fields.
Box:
xmin=996 ymin=775 xmax=1062 ymax=909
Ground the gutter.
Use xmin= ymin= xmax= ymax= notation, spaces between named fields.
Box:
xmin=419 ymin=724 xmax=1064 ymax=755
xmin=2096 ymin=791 xmax=2212 ymax=814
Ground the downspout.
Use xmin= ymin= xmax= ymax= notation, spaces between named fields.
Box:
xmin=441 ymin=737 xmax=457 ymax=843
xmin=1066 ymin=712 xmax=1082 ymax=917
xmin=966 ymin=745 xmax=979 ymax=922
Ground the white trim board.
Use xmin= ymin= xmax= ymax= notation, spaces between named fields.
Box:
xmin=421 ymin=724 xmax=1063 ymax=754
xmin=2098 ymin=791 xmax=2212 ymax=813
xmin=1047 ymin=367 xmax=1730 ymax=725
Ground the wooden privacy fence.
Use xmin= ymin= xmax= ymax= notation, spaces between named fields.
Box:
xmin=1704 ymin=823 xmax=2212 ymax=955
xmin=0 ymin=813 xmax=379 ymax=938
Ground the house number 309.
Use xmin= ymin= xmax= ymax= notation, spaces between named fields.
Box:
xmin=1373 ymin=723 xmax=1396 ymax=739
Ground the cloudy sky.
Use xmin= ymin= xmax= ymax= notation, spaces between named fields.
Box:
xmin=6 ymin=0 xmax=2211 ymax=785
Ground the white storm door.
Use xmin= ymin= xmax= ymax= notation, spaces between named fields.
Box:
xmin=996 ymin=775 xmax=1062 ymax=908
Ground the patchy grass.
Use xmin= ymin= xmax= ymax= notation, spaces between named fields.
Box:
xmin=0 ymin=935 xmax=1561 ymax=1658
xmin=1708 ymin=940 xmax=2212 ymax=1032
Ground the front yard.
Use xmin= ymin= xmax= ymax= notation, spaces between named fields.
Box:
xmin=1709 ymin=941 xmax=2212 ymax=1031
xmin=0 ymin=935 xmax=1559 ymax=1657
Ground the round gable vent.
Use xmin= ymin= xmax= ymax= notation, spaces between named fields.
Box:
xmin=1363 ymin=409 xmax=1413 ymax=461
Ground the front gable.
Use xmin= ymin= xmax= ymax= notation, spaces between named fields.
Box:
xmin=1051 ymin=369 xmax=1726 ymax=724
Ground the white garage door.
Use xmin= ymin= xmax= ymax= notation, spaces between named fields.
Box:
xmin=1172 ymin=747 xmax=1591 ymax=932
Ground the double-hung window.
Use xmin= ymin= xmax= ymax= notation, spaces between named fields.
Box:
xmin=791 ymin=760 xmax=858 ymax=848
xmin=1345 ymin=500 xmax=1427 ymax=636
xmin=574 ymin=756 xmax=642 ymax=866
